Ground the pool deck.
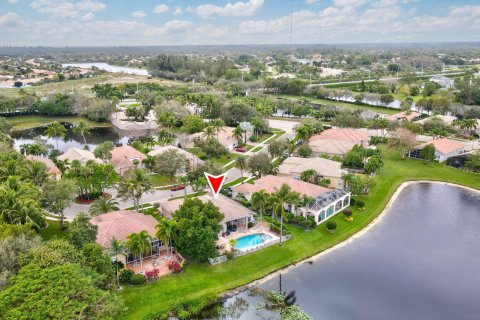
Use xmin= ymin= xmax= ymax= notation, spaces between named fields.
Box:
xmin=220 ymin=222 xmax=279 ymax=253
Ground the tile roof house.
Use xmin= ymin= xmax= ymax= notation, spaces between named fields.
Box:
xmin=387 ymin=111 xmax=421 ymax=123
xmin=57 ymin=147 xmax=102 ymax=165
xmin=159 ymin=193 xmax=252 ymax=232
xmin=90 ymin=210 xmax=158 ymax=249
xmin=110 ymin=145 xmax=147 ymax=175
xmin=308 ymin=128 xmax=369 ymax=156
xmin=184 ymin=126 xmax=251 ymax=150
xmin=147 ymin=145 xmax=203 ymax=170
xmin=415 ymin=115 xmax=457 ymax=125
xmin=410 ymin=138 xmax=466 ymax=162
xmin=277 ymin=157 xmax=347 ymax=188
xmin=26 ymin=155 xmax=61 ymax=180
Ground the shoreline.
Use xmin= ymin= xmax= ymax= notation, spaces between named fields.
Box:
xmin=221 ymin=180 xmax=480 ymax=298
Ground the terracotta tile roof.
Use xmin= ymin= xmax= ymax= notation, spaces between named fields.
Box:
xmin=387 ymin=111 xmax=421 ymax=122
xmin=417 ymin=138 xmax=465 ymax=155
xmin=160 ymin=193 xmax=251 ymax=223
xmin=26 ymin=155 xmax=61 ymax=175
xmin=308 ymin=139 xmax=357 ymax=156
xmin=90 ymin=210 xmax=157 ymax=249
xmin=310 ymin=128 xmax=369 ymax=144
xmin=278 ymin=157 xmax=345 ymax=178
xmin=232 ymin=175 xmax=330 ymax=198
xmin=110 ymin=145 xmax=146 ymax=170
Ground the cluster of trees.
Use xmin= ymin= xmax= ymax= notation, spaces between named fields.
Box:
xmin=343 ymin=145 xmax=384 ymax=174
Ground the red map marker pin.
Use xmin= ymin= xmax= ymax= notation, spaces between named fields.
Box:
xmin=204 ymin=172 xmax=227 ymax=198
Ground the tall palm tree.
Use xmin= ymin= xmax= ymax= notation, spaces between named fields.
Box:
xmin=202 ymin=125 xmax=216 ymax=140
xmin=89 ymin=197 xmax=120 ymax=216
xmin=251 ymin=190 xmax=269 ymax=221
xmin=23 ymin=160 xmax=49 ymax=187
xmin=235 ymin=155 xmax=248 ymax=177
xmin=116 ymin=168 xmax=153 ymax=211
xmin=44 ymin=121 xmax=67 ymax=150
xmin=270 ymin=184 xmax=300 ymax=246
xmin=126 ymin=230 xmax=151 ymax=270
xmin=72 ymin=120 xmax=91 ymax=147
xmin=233 ymin=126 xmax=244 ymax=144
xmin=211 ymin=118 xmax=226 ymax=140
xmin=109 ymin=237 xmax=124 ymax=289
xmin=294 ymin=124 xmax=313 ymax=142
xmin=300 ymin=169 xmax=317 ymax=184
xmin=155 ymin=218 xmax=178 ymax=256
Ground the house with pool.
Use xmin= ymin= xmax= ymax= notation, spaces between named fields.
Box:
xmin=232 ymin=175 xmax=351 ymax=225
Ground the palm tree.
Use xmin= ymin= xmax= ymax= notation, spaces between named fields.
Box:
xmin=270 ymin=184 xmax=300 ymax=246
xmin=294 ymin=124 xmax=313 ymax=142
xmin=109 ymin=237 xmax=124 ymax=289
xmin=202 ymin=125 xmax=216 ymax=140
xmin=72 ymin=120 xmax=91 ymax=147
xmin=300 ymin=169 xmax=317 ymax=184
xmin=250 ymin=117 xmax=264 ymax=137
xmin=89 ymin=197 xmax=120 ymax=216
xmin=116 ymin=168 xmax=153 ymax=211
xmin=23 ymin=160 xmax=49 ymax=187
xmin=235 ymin=155 xmax=248 ymax=177
xmin=126 ymin=230 xmax=151 ymax=270
xmin=155 ymin=218 xmax=178 ymax=256
xmin=211 ymin=118 xmax=226 ymax=140
xmin=251 ymin=190 xmax=269 ymax=221
xmin=143 ymin=136 xmax=156 ymax=150
xmin=233 ymin=126 xmax=244 ymax=144
xmin=44 ymin=121 xmax=67 ymax=150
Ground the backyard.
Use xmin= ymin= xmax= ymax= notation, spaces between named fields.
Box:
xmin=119 ymin=147 xmax=480 ymax=319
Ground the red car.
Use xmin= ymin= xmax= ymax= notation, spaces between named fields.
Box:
xmin=170 ymin=184 xmax=186 ymax=191
xmin=234 ymin=147 xmax=247 ymax=152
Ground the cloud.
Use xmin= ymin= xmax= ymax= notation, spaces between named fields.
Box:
xmin=153 ymin=4 xmax=169 ymax=14
xmin=0 ymin=12 xmax=23 ymax=27
xmin=188 ymin=0 xmax=264 ymax=18
xmin=30 ymin=0 xmax=106 ymax=19
xmin=132 ymin=10 xmax=147 ymax=18
xmin=7 ymin=0 xmax=20 ymax=4
xmin=173 ymin=7 xmax=183 ymax=15
xmin=306 ymin=0 xmax=318 ymax=3
xmin=81 ymin=12 xmax=95 ymax=21
xmin=144 ymin=20 xmax=192 ymax=36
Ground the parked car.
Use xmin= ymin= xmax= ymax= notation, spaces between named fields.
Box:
xmin=170 ymin=184 xmax=186 ymax=191
xmin=234 ymin=146 xmax=247 ymax=152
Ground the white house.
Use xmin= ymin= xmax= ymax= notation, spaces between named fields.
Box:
xmin=430 ymin=75 xmax=454 ymax=89
xmin=410 ymin=138 xmax=466 ymax=162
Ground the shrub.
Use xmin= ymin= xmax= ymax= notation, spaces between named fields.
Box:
xmin=370 ymin=136 xmax=388 ymax=145
xmin=130 ymin=274 xmax=146 ymax=285
xmin=356 ymin=200 xmax=365 ymax=209
xmin=298 ymin=145 xmax=312 ymax=158
xmin=145 ymin=268 xmax=160 ymax=282
xmin=249 ymin=135 xmax=259 ymax=142
xmin=113 ymin=260 xmax=124 ymax=271
xmin=326 ymin=220 xmax=337 ymax=232
xmin=343 ymin=209 xmax=353 ymax=217
xmin=167 ymin=261 xmax=182 ymax=273
xmin=247 ymin=221 xmax=255 ymax=228
xmin=349 ymin=198 xmax=356 ymax=206
xmin=226 ymin=251 xmax=235 ymax=260
xmin=119 ymin=269 xmax=134 ymax=284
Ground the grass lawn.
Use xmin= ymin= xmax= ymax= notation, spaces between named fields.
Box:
xmin=214 ymin=154 xmax=237 ymax=166
xmin=7 ymin=115 xmax=111 ymax=131
xmin=39 ymin=220 xmax=69 ymax=241
xmin=249 ymin=146 xmax=263 ymax=153
xmin=391 ymin=93 xmax=443 ymax=102
xmin=275 ymin=94 xmax=399 ymax=115
xmin=147 ymin=174 xmax=176 ymax=187
xmin=120 ymin=147 xmax=480 ymax=319
xmin=224 ymin=176 xmax=248 ymax=188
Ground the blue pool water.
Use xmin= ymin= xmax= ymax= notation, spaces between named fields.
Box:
xmin=234 ymin=233 xmax=271 ymax=250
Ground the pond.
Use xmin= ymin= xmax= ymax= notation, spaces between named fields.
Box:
xmin=61 ymin=62 xmax=149 ymax=76
xmin=204 ymin=183 xmax=480 ymax=319
xmin=12 ymin=123 xmax=155 ymax=152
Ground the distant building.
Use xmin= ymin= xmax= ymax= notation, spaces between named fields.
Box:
xmin=110 ymin=145 xmax=146 ymax=175
xmin=57 ymin=147 xmax=102 ymax=165
xmin=415 ymin=115 xmax=457 ymax=125
xmin=26 ymin=155 xmax=61 ymax=180
xmin=308 ymin=128 xmax=369 ymax=157
xmin=277 ymin=157 xmax=346 ymax=188
xmin=147 ymin=145 xmax=203 ymax=171
xmin=430 ymin=75 xmax=454 ymax=89
xmin=387 ymin=111 xmax=422 ymax=123
xmin=409 ymin=138 xmax=465 ymax=162
xmin=185 ymin=126 xmax=251 ymax=150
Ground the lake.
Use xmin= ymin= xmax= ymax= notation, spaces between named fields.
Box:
xmin=207 ymin=183 xmax=480 ymax=319
xmin=62 ymin=62 xmax=149 ymax=76
xmin=12 ymin=123 xmax=154 ymax=152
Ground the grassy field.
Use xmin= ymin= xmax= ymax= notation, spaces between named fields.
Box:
xmin=0 ymin=74 xmax=182 ymax=98
xmin=147 ymin=174 xmax=176 ymax=187
xmin=119 ymin=147 xmax=480 ymax=319
xmin=6 ymin=115 xmax=112 ymax=131
xmin=275 ymin=94 xmax=399 ymax=115
xmin=40 ymin=220 xmax=69 ymax=241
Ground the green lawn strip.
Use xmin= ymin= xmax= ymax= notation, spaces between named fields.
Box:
xmin=275 ymin=94 xmax=399 ymax=115
xmin=223 ymin=176 xmax=248 ymax=188
xmin=249 ymin=146 xmax=263 ymax=153
xmin=7 ymin=115 xmax=111 ymax=131
xmin=215 ymin=154 xmax=238 ymax=166
xmin=253 ymin=133 xmax=274 ymax=144
xmin=147 ymin=174 xmax=176 ymax=187
xmin=39 ymin=220 xmax=69 ymax=241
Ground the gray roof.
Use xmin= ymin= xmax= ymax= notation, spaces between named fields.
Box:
xmin=306 ymin=189 xmax=349 ymax=211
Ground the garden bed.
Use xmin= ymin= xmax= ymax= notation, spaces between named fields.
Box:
xmin=75 ymin=192 xmax=111 ymax=204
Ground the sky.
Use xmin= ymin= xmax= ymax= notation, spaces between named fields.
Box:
xmin=0 ymin=0 xmax=479 ymax=46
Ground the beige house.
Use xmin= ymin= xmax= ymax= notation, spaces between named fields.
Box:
xmin=110 ymin=145 xmax=147 ymax=175
xmin=57 ymin=147 xmax=102 ymax=165
xmin=277 ymin=157 xmax=346 ymax=188
xmin=26 ymin=155 xmax=62 ymax=180
xmin=387 ymin=111 xmax=421 ymax=123
xmin=148 ymin=145 xmax=203 ymax=171
xmin=410 ymin=138 xmax=466 ymax=162
xmin=159 ymin=193 xmax=252 ymax=233
xmin=184 ymin=126 xmax=251 ymax=150
xmin=308 ymin=128 xmax=369 ymax=157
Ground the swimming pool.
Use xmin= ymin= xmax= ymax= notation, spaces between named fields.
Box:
xmin=234 ymin=233 xmax=272 ymax=251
